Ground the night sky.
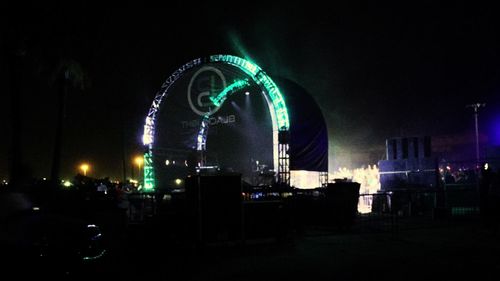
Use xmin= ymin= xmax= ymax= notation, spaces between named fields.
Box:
xmin=1 ymin=1 xmax=499 ymax=180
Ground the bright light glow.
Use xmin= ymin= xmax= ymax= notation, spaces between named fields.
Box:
xmin=142 ymin=117 xmax=154 ymax=145
xmin=245 ymin=91 xmax=250 ymax=96
xmin=210 ymin=54 xmax=290 ymax=130
xmin=63 ymin=180 xmax=72 ymax=187
xmin=42 ymin=177 xmax=47 ymax=181
xmin=143 ymin=55 xmax=291 ymax=191
xmin=209 ymin=54 xmax=290 ymax=185
xmin=143 ymin=58 xmax=203 ymax=148
xmin=134 ymin=156 xmax=144 ymax=168
xmin=165 ymin=159 xmax=170 ymax=166
xmin=175 ymin=178 xmax=182 ymax=185
xmin=32 ymin=207 xmax=40 ymax=211
xmin=209 ymin=79 xmax=250 ymax=106
xmin=333 ymin=165 xmax=381 ymax=214
xmin=197 ymin=115 xmax=209 ymax=151
xmin=143 ymin=152 xmax=154 ymax=190
xmin=291 ymin=165 xmax=381 ymax=214
xmin=484 ymin=163 xmax=489 ymax=170
xmin=331 ymin=166 xmax=381 ymax=193
xmin=80 ymin=163 xmax=90 ymax=176
xmin=290 ymin=170 xmax=317 ymax=189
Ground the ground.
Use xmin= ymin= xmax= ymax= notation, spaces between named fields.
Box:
xmin=80 ymin=216 xmax=500 ymax=281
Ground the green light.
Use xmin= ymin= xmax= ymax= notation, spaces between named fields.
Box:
xmin=209 ymin=55 xmax=289 ymax=130
xmin=210 ymin=79 xmax=250 ymax=106
xmin=244 ymin=61 xmax=258 ymax=74
xmin=143 ymin=151 xmax=155 ymax=191
xmin=144 ymin=55 xmax=291 ymax=193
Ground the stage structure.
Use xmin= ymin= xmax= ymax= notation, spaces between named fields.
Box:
xmin=142 ymin=55 xmax=290 ymax=191
xmin=273 ymin=78 xmax=329 ymax=188
xmin=141 ymin=55 xmax=329 ymax=192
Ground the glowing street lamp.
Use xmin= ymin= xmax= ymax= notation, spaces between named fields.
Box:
xmin=80 ymin=163 xmax=90 ymax=176
xmin=134 ymin=156 xmax=144 ymax=179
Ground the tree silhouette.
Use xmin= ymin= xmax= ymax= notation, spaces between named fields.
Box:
xmin=50 ymin=59 xmax=87 ymax=184
xmin=4 ymin=30 xmax=29 ymax=189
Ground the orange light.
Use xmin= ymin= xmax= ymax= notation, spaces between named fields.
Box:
xmin=80 ymin=163 xmax=90 ymax=176
xmin=134 ymin=156 xmax=144 ymax=168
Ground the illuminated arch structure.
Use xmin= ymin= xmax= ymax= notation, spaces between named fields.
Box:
xmin=142 ymin=55 xmax=292 ymax=191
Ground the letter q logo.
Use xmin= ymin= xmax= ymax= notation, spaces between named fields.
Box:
xmin=187 ymin=66 xmax=227 ymax=116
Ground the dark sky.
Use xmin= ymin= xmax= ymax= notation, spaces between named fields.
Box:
xmin=1 ymin=1 xmax=499 ymax=180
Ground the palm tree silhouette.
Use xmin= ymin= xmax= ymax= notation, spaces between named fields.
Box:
xmin=5 ymin=36 xmax=26 ymax=188
xmin=50 ymin=59 xmax=87 ymax=184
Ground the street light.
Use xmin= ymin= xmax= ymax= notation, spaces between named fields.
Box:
xmin=80 ymin=163 xmax=90 ymax=176
xmin=134 ymin=156 xmax=144 ymax=179
xmin=466 ymin=102 xmax=486 ymax=166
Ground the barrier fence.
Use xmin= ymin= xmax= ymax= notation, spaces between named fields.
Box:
xmin=124 ymin=184 xmax=486 ymax=237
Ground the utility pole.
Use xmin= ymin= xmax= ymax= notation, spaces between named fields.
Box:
xmin=466 ymin=103 xmax=486 ymax=166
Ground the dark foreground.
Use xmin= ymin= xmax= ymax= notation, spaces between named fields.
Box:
xmin=66 ymin=217 xmax=498 ymax=281
xmin=3 ymin=185 xmax=499 ymax=280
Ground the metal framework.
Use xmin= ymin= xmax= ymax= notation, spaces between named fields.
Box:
xmin=142 ymin=55 xmax=291 ymax=191
xmin=319 ymin=171 xmax=329 ymax=187
xmin=278 ymin=143 xmax=290 ymax=185
xmin=196 ymin=115 xmax=210 ymax=167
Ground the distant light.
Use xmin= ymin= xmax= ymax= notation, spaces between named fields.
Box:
xmin=63 ymin=181 xmax=72 ymax=187
xmin=142 ymin=134 xmax=152 ymax=145
xmin=245 ymin=91 xmax=250 ymax=96
xmin=42 ymin=177 xmax=47 ymax=181
xmin=134 ymin=156 xmax=144 ymax=167
xmin=175 ymin=179 xmax=182 ymax=185
xmin=184 ymin=160 xmax=188 ymax=167
xmin=446 ymin=166 xmax=451 ymax=171
xmin=32 ymin=207 xmax=40 ymax=211
xmin=484 ymin=163 xmax=489 ymax=170
xmin=165 ymin=159 xmax=170 ymax=166
xmin=80 ymin=163 xmax=90 ymax=176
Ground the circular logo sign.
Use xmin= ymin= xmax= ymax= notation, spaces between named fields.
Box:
xmin=187 ymin=66 xmax=227 ymax=116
